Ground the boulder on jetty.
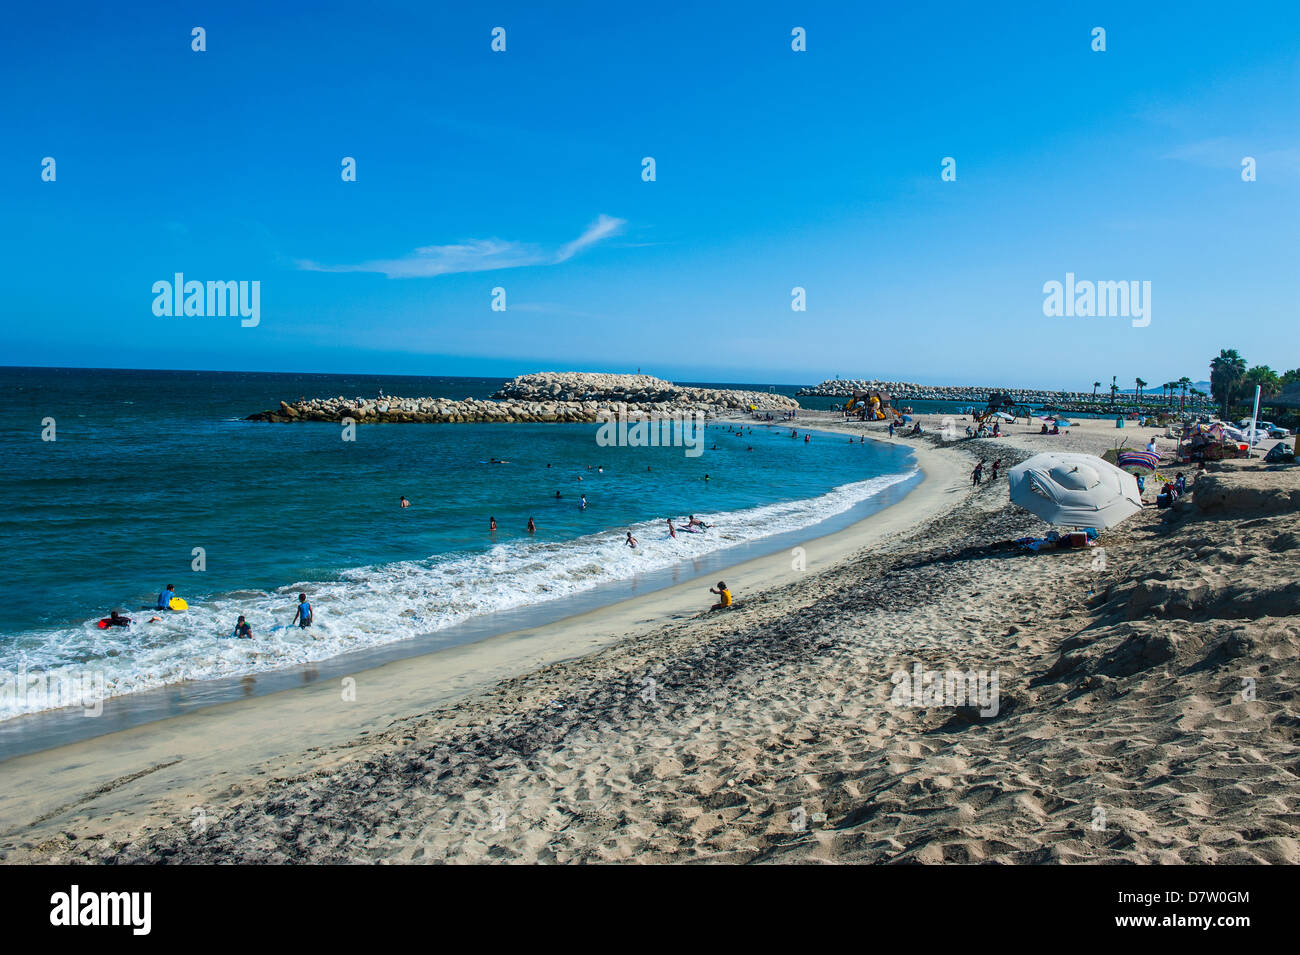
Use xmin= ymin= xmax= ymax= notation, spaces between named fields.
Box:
xmin=246 ymin=372 xmax=798 ymax=424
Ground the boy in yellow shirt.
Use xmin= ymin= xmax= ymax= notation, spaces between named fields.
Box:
xmin=710 ymin=581 xmax=732 ymax=610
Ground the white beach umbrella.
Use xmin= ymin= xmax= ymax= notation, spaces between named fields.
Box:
xmin=1007 ymin=452 xmax=1142 ymax=530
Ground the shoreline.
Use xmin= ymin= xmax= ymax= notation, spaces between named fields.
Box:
xmin=0 ymin=422 xmax=971 ymax=848
xmin=0 ymin=432 xmax=920 ymax=759
xmin=6 ymin=411 xmax=1296 ymax=864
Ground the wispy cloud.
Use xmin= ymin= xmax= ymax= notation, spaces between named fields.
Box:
xmin=298 ymin=214 xmax=626 ymax=279
xmin=1162 ymin=138 xmax=1300 ymax=174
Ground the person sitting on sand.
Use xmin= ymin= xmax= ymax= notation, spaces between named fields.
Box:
xmin=709 ymin=581 xmax=732 ymax=610
xmin=292 ymin=593 xmax=313 ymax=629
xmin=399 ymin=495 xmax=410 ymax=508
xmin=233 ymin=615 xmax=252 ymax=639
xmin=527 ymin=517 xmax=536 ymax=533
xmin=1040 ymin=423 xmax=1049 ymax=434
xmin=156 ymin=584 xmax=177 ymax=610
xmin=1050 ymin=424 xmax=1060 ymax=435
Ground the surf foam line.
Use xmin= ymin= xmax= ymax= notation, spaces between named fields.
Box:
xmin=0 ymin=470 xmax=916 ymax=721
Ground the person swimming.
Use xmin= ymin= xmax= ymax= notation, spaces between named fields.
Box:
xmin=580 ymin=494 xmax=587 ymax=510
xmin=555 ymin=491 xmax=562 ymax=499
xmin=98 ymin=610 xmax=131 ymax=628
xmin=156 ymin=584 xmax=176 ymax=610
xmin=233 ymin=615 xmax=252 ymax=639
xmin=625 ymin=531 xmax=637 ymax=548
xmin=687 ymin=515 xmax=708 ymax=529
xmin=399 ymin=495 xmax=410 ymax=508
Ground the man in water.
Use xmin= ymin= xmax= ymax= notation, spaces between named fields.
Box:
xmin=233 ymin=615 xmax=252 ymax=639
xmin=102 ymin=610 xmax=131 ymax=628
xmin=580 ymin=494 xmax=587 ymax=510
xmin=625 ymin=531 xmax=637 ymax=548
xmin=527 ymin=517 xmax=536 ymax=533
xmin=709 ymin=581 xmax=732 ymax=610
xmin=400 ymin=496 xmax=410 ymax=508
xmin=490 ymin=516 xmax=497 ymax=531
xmin=292 ymin=593 xmax=313 ymax=629
xmin=687 ymin=515 xmax=708 ymax=529
xmin=156 ymin=584 xmax=176 ymax=610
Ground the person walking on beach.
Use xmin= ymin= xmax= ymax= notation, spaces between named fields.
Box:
xmin=626 ymin=531 xmax=637 ymax=549
xmin=990 ymin=458 xmax=1002 ymax=481
xmin=972 ymin=460 xmax=984 ymax=486
xmin=709 ymin=581 xmax=732 ymax=610
xmin=889 ymin=421 xmax=895 ymax=438
xmin=527 ymin=517 xmax=536 ymax=533
xmin=292 ymin=593 xmax=313 ymax=629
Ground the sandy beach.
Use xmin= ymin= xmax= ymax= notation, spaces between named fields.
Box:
xmin=2 ymin=412 xmax=1296 ymax=864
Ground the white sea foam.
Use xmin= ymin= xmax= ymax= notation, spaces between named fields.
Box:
xmin=0 ymin=471 xmax=915 ymax=720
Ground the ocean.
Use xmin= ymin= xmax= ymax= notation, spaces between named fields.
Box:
xmin=0 ymin=367 xmax=919 ymax=723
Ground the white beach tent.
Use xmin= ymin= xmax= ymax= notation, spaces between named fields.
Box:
xmin=1007 ymin=452 xmax=1142 ymax=530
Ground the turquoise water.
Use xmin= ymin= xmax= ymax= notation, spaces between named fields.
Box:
xmin=0 ymin=367 xmax=917 ymax=720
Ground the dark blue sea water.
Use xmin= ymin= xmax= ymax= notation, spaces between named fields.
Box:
xmin=0 ymin=367 xmax=918 ymax=720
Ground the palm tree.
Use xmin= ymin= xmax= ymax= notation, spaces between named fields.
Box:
xmin=1178 ymin=376 xmax=1191 ymax=412
xmin=1135 ymin=378 xmax=1147 ymax=405
xmin=1210 ymin=349 xmax=1247 ymax=419
xmin=1243 ymin=365 xmax=1281 ymax=402
xmin=1110 ymin=376 xmax=1118 ymax=406
xmin=1092 ymin=381 xmax=1101 ymax=402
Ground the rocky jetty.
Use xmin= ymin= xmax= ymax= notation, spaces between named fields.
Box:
xmin=796 ymin=378 xmax=1213 ymax=413
xmin=247 ymin=372 xmax=799 ymax=424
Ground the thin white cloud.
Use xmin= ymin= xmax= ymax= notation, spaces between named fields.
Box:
xmin=298 ymin=215 xmax=626 ymax=278
xmin=1162 ymin=138 xmax=1300 ymax=174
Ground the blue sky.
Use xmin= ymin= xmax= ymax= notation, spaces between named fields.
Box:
xmin=2 ymin=1 xmax=1297 ymax=388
